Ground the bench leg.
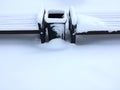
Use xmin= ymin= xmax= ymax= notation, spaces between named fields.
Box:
xmin=70 ymin=31 xmax=76 ymax=43
xmin=40 ymin=30 xmax=46 ymax=43
xmin=70 ymin=24 xmax=76 ymax=43
xmin=38 ymin=23 xmax=46 ymax=43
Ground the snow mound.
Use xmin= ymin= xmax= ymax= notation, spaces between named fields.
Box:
xmin=40 ymin=38 xmax=69 ymax=50
xmin=77 ymin=14 xmax=107 ymax=32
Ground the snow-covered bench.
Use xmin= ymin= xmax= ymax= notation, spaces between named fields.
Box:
xmin=69 ymin=9 xmax=120 ymax=43
xmin=0 ymin=9 xmax=68 ymax=43
xmin=0 ymin=10 xmax=45 ymax=43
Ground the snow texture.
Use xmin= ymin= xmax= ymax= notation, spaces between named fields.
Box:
xmin=0 ymin=0 xmax=120 ymax=90
xmin=40 ymin=38 xmax=69 ymax=50
xmin=69 ymin=7 xmax=78 ymax=25
xmin=37 ymin=9 xmax=44 ymax=24
xmin=76 ymin=13 xmax=120 ymax=33
xmin=0 ymin=35 xmax=120 ymax=90
xmin=76 ymin=14 xmax=107 ymax=33
xmin=0 ymin=14 xmax=39 ymax=30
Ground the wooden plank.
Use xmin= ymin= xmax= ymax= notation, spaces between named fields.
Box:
xmin=76 ymin=31 xmax=120 ymax=35
xmin=0 ymin=30 xmax=39 ymax=34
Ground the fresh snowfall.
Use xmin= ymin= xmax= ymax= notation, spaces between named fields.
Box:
xmin=0 ymin=0 xmax=120 ymax=90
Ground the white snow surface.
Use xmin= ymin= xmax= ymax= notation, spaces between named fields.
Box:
xmin=76 ymin=14 xmax=107 ymax=32
xmin=76 ymin=13 xmax=120 ymax=33
xmin=0 ymin=14 xmax=39 ymax=30
xmin=0 ymin=0 xmax=120 ymax=90
xmin=0 ymin=35 xmax=120 ymax=90
xmin=37 ymin=9 xmax=44 ymax=24
xmin=69 ymin=7 xmax=78 ymax=25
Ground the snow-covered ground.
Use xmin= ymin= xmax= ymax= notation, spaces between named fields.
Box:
xmin=0 ymin=35 xmax=120 ymax=90
xmin=0 ymin=0 xmax=120 ymax=90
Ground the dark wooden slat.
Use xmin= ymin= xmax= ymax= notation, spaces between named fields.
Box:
xmin=0 ymin=30 xmax=40 ymax=34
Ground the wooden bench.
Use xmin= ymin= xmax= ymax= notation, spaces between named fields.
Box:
xmin=69 ymin=12 xmax=120 ymax=43
xmin=0 ymin=13 xmax=46 ymax=43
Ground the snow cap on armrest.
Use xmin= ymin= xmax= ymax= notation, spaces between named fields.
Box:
xmin=69 ymin=7 xmax=78 ymax=25
xmin=37 ymin=9 xmax=45 ymax=24
xmin=45 ymin=9 xmax=67 ymax=23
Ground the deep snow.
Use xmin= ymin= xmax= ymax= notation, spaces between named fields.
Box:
xmin=0 ymin=35 xmax=120 ymax=90
xmin=0 ymin=0 xmax=120 ymax=90
xmin=77 ymin=14 xmax=106 ymax=32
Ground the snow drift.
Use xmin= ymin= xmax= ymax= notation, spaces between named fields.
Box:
xmin=76 ymin=14 xmax=107 ymax=33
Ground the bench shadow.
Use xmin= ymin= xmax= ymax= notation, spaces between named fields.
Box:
xmin=0 ymin=34 xmax=41 ymax=47
xmin=76 ymin=34 xmax=120 ymax=45
xmin=1 ymin=34 xmax=120 ymax=46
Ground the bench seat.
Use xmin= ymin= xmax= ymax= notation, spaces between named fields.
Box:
xmin=76 ymin=13 xmax=120 ymax=33
xmin=69 ymin=12 xmax=120 ymax=43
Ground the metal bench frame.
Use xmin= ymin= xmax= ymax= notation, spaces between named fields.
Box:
xmin=40 ymin=10 xmax=67 ymax=42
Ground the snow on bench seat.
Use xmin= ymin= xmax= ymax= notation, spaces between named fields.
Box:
xmin=0 ymin=14 xmax=39 ymax=31
xmin=76 ymin=13 xmax=120 ymax=33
